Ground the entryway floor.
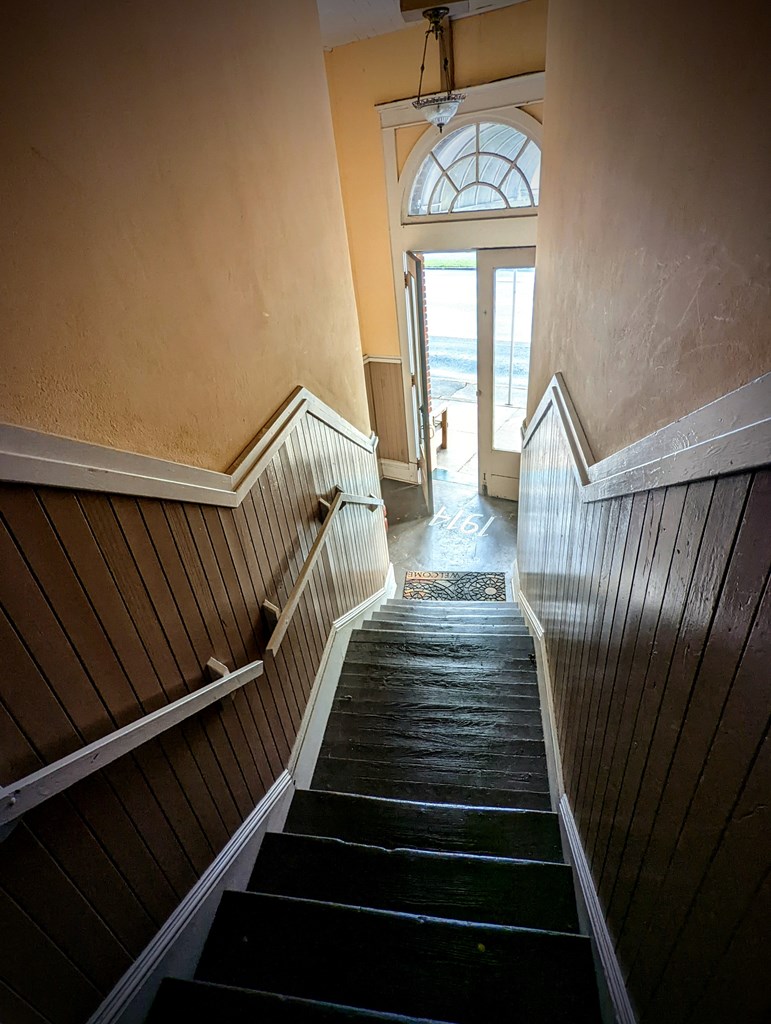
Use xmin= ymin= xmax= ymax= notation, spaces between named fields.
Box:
xmin=381 ymin=478 xmax=518 ymax=599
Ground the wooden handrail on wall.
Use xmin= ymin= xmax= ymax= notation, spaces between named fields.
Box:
xmin=264 ymin=487 xmax=384 ymax=656
xmin=0 ymin=657 xmax=264 ymax=834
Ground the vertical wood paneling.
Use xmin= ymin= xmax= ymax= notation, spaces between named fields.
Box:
xmin=519 ymin=405 xmax=771 ymax=1024
xmin=0 ymin=410 xmax=388 ymax=1024
xmin=367 ymin=360 xmax=409 ymax=464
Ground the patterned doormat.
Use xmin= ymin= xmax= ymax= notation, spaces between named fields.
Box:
xmin=402 ymin=571 xmax=507 ymax=602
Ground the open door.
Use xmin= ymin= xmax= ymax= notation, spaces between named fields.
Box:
xmin=476 ymin=247 xmax=536 ymax=500
xmin=405 ymin=252 xmax=434 ymax=516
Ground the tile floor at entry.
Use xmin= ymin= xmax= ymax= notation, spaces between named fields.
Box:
xmin=381 ymin=478 xmax=518 ymax=600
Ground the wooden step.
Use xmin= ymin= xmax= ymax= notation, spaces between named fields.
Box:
xmin=323 ymin=709 xmax=544 ymax=743
xmin=385 ymin=599 xmax=521 ymax=612
xmin=195 ymin=891 xmax=601 ymax=1023
xmin=250 ymin=832 xmax=580 ymax=933
xmin=332 ymin=689 xmax=541 ymax=713
xmin=372 ymin=609 xmax=526 ymax=624
xmin=285 ymin=791 xmax=562 ymax=860
xmin=148 ymin=978 xmax=447 ymax=1022
xmin=355 ymin=622 xmax=528 ymax=637
xmin=312 ymin=757 xmax=549 ymax=798
xmin=307 ymin=774 xmax=552 ymax=810
xmin=315 ymin=738 xmax=547 ymax=772
xmin=346 ymin=633 xmax=534 ymax=653
xmin=337 ymin=667 xmax=538 ymax=691
xmin=343 ymin=649 xmax=535 ymax=675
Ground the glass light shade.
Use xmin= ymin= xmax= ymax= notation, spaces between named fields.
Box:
xmin=413 ymin=93 xmax=465 ymax=132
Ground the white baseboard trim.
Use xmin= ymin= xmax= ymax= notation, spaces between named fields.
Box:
xmin=561 ymin=795 xmax=638 ymax=1024
xmin=379 ymin=458 xmax=418 ymax=484
xmin=512 ymin=562 xmax=564 ymax=807
xmin=87 ymin=770 xmax=294 ymax=1024
xmin=88 ymin=567 xmax=397 ymax=1024
xmin=513 ymin=564 xmax=636 ymax=1024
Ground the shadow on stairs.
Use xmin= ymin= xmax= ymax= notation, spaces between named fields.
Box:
xmin=147 ymin=598 xmax=603 ymax=1022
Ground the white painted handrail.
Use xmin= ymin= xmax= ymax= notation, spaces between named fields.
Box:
xmin=0 ymin=658 xmax=264 ymax=829
xmin=265 ymin=488 xmax=384 ymax=656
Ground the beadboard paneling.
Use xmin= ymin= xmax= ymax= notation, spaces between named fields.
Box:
xmin=365 ymin=360 xmax=410 ymax=464
xmin=0 ymin=409 xmax=388 ymax=1024
xmin=518 ymin=403 xmax=771 ymax=1024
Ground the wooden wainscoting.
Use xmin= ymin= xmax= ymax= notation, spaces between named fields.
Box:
xmin=363 ymin=357 xmax=410 ymax=468
xmin=0 ymin=392 xmax=389 ymax=1024
xmin=516 ymin=375 xmax=770 ymax=1024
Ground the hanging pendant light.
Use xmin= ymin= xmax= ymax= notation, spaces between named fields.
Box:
xmin=412 ymin=7 xmax=465 ymax=133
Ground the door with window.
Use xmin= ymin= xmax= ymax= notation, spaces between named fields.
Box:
xmin=404 ymin=251 xmax=433 ymax=515
xmin=476 ymin=247 xmax=536 ymax=500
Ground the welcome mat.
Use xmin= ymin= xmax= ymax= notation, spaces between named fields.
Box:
xmin=402 ymin=571 xmax=507 ymax=602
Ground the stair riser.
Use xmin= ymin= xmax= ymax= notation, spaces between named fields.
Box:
xmin=316 ymin=742 xmax=546 ymax=771
xmin=314 ymin=777 xmax=553 ymax=810
xmin=286 ymin=792 xmax=561 ymax=860
xmin=357 ymin=624 xmax=529 ymax=637
xmin=324 ymin=712 xmax=544 ymax=743
xmin=313 ymin=758 xmax=549 ymax=797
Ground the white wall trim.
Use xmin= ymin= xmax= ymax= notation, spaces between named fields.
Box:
xmin=560 ymin=795 xmax=638 ymax=1024
xmin=363 ymin=354 xmax=403 ymax=365
xmin=375 ymin=71 xmax=546 ymax=128
xmin=86 ymin=567 xmax=396 ymax=1024
xmin=513 ymin=563 xmax=636 ymax=1024
xmin=87 ymin=770 xmax=294 ymax=1024
xmin=0 ymin=387 xmax=377 ymax=506
xmin=512 ymin=561 xmax=564 ymax=809
xmin=379 ymin=458 xmax=419 ymax=484
xmin=524 ymin=372 xmax=771 ymax=502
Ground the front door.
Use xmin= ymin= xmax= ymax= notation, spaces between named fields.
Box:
xmin=405 ymin=251 xmax=433 ymax=515
xmin=476 ymin=247 xmax=536 ymax=500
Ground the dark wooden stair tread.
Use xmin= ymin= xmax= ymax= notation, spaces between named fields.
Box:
xmin=285 ymin=790 xmax=561 ymax=860
xmin=148 ymin=978 xmax=452 ymax=1023
xmin=312 ymin=757 xmax=549 ymax=796
xmin=250 ymin=832 xmax=580 ymax=932
xmin=195 ymin=891 xmax=601 ymax=1024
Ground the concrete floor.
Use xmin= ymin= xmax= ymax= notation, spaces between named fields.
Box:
xmin=381 ymin=478 xmax=518 ymax=601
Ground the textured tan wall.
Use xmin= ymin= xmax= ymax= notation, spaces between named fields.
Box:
xmin=0 ymin=0 xmax=367 ymax=470
xmin=325 ymin=0 xmax=548 ymax=357
xmin=530 ymin=0 xmax=771 ymax=458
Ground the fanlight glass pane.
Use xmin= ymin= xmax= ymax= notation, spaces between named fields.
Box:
xmin=409 ymin=156 xmax=443 ymax=216
xmin=477 ymin=153 xmax=510 ymax=187
xmin=447 ymin=154 xmax=477 ymax=190
xmin=502 ymin=168 xmax=532 ymax=208
xmin=516 ymin=141 xmax=541 ymax=203
xmin=453 ymin=184 xmax=506 ymax=212
xmin=479 ymin=123 xmax=526 ymax=161
xmin=407 ymin=120 xmax=540 ymax=218
xmin=433 ymin=124 xmax=477 ymax=167
xmin=429 ymin=175 xmax=458 ymax=214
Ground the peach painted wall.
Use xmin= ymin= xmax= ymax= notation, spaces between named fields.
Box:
xmin=0 ymin=0 xmax=367 ymax=470
xmin=325 ymin=0 xmax=548 ymax=358
xmin=530 ymin=0 xmax=771 ymax=458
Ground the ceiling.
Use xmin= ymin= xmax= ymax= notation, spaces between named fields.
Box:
xmin=316 ymin=0 xmax=525 ymax=51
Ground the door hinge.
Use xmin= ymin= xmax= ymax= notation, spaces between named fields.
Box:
xmin=404 ymin=271 xmax=410 ymax=288
xmin=411 ymin=372 xmax=416 ymax=387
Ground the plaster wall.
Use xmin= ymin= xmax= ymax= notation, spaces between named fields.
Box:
xmin=325 ymin=0 xmax=548 ymax=358
xmin=0 ymin=0 xmax=367 ymax=471
xmin=530 ymin=0 xmax=771 ymax=458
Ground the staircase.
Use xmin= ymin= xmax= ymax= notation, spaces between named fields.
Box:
xmin=148 ymin=598 xmax=603 ymax=1022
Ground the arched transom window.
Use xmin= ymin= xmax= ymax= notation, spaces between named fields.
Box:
xmin=407 ymin=121 xmax=541 ymax=218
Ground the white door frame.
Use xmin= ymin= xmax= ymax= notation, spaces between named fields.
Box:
xmin=377 ymin=72 xmax=545 ymax=473
xmin=477 ymin=246 xmax=537 ymax=499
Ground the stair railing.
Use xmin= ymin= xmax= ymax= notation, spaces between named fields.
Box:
xmin=0 ymin=657 xmax=264 ymax=837
xmin=264 ymin=486 xmax=384 ymax=656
